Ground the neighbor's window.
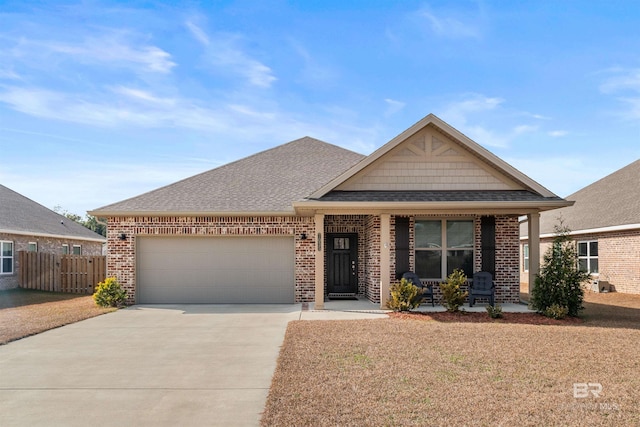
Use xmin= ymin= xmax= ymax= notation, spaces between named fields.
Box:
xmin=523 ymin=244 xmax=529 ymax=272
xmin=578 ymin=241 xmax=598 ymax=274
xmin=415 ymin=219 xmax=474 ymax=279
xmin=62 ymin=244 xmax=69 ymax=255
xmin=28 ymin=242 xmax=37 ymax=252
xmin=72 ymin=245 xmax=82 ymax=255
xmin=1 ymin=241 xmax=14 ymax=274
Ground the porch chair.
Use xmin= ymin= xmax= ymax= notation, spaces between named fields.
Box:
xmin=469 ymin=271 xmax=496 ymax=307
xmin=401 ymin=272 xmax=435 ymax=307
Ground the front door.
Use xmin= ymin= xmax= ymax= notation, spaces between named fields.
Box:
xmin=327 ymin=233 xmax=358 ymax=295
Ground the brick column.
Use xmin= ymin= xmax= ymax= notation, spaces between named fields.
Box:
xmin=380 ymin=214 xmax=391 ymax=309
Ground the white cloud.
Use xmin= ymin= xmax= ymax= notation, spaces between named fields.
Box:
xmin=599 ymin=68 xmax=640 ymax=120
xmin=420 ymin=10 xmax=481 ymax=39
xmin=599 ymin=69 xmax=640 ymax=94
xmin=513 ymin=124 xmax=539 ymax=135
xmin=384 ymin=98 xmax=406 ymax=117
xmin=12 ymin=34 xmax=176 ymax=74
xmin=548 ymin=130 xmax=568 ymax=137
xmin=185 ymin=21 xmax=210 ymax=46
xmin=111 ymin=86 xmax=176 ymax=106
xmin=185 ymin=22 xmax=277 ymax=88
xmin=438 ymin=94 xmax=544 ymax=148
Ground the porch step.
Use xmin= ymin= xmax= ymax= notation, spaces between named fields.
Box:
xmin=327 ymin=293 xmax=358 ymax=300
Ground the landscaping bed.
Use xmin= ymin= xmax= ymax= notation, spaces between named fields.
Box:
xmin=0 ymin=288 xmax=115 ymax=345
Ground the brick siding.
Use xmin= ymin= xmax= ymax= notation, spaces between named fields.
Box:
xmin=106 ymin=216 xmax=315 ymax=304
xmin=105 ymin=213 xmax=523 ymax=305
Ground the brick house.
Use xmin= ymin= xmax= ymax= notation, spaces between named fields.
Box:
xmin=0 ymin=184 xmax=106 ymax=290
xmin=520 ymin=159 xmax=640 ymax=294
xmin=90 ymin=114 xmax=570 ymax=308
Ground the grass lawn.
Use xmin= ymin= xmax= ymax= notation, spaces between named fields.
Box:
xmin=0 ymin=288 xmax=115 ymax=345
xmin=262 ymin=292 xmax=640 ymax=426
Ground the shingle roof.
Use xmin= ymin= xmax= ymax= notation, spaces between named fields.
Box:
xmin=0 ymin=184 xmax=105 ymax=241
xmin=318 ymin=190 xmax=563 ymax=203
xmin=537 ymin=159 xmax=640 ymax=234
xmin=91 ymin=137 xmax=366 ymax=215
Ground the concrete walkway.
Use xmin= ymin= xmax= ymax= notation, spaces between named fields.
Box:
xmin=0 ymin=300 xmax=531 ymax=426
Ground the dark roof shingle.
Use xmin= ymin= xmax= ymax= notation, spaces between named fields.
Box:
xmin=92 ymin=137 xmax=365 ymax=215
xmin=0 ymin=184 xmax=105 ymax=240
xmin=538 ymin=159 xmax=640 ymax=234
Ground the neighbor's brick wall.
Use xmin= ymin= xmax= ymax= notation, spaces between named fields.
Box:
xmin=0 ymin=232 xmax=103 ymax=290
xmin=106 ymin=216 xmax=315 ymax=304
xmin=522 ymin=229 xmax=640 ymax=295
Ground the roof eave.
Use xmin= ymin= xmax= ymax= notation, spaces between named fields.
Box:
xmin=88 ymin=210 xmax=297 ymax=218
xmin=0 ymin=228 xmax=106 ymax=243
xmin=293 ymin=199 xmax=573 ymax=215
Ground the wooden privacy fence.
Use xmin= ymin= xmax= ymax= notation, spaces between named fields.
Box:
xmin=18 ymin=251 xmax=106 ymax=294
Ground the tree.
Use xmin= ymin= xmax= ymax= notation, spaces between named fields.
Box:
xmin=530 ymin=221 xmax=591 ymax=317
xmin=54 ymin=206 xmax=107 ymax=237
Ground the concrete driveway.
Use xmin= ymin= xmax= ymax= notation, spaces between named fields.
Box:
xmin=0 ymin=305 xmax=302 ymax=427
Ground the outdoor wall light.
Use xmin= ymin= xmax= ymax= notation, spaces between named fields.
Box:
xmin=300 ymin=233 xmax=307 ymax=240
xmin=118 ymin=233 xmax=127 ymax=241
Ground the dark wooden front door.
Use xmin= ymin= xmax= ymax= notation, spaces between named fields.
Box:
xmin=327 ymin=234 xmax=358 ymax=294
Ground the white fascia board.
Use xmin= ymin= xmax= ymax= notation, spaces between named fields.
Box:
xmin=0 ymin=228 xmax=106 ymax=243
xmin=520 ymin=223 xmax=640 ymax=240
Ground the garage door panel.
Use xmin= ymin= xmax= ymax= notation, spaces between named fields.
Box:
xmin=137 ymin=236 xmax=294 ymax=304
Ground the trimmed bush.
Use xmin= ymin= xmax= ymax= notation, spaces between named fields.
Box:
xmin=439 ymin=269 xmax=468 ymax=313
xmin=386 ymin=278 xmax=421 ymax=312
xmin=93 ymin=277 xmax=127 ymax=308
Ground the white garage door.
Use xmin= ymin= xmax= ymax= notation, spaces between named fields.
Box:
xmin=137 ymin=236 xmax=295 ymax=304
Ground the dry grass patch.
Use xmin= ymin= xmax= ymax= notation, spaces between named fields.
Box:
xmin=0 ymin=288 xmax=115 ymax=344
xmin=262 ymin=293 xmax=640 ymax=426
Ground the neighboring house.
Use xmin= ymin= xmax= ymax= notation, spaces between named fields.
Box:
xmin=90 ymin=114 xmax=570 ymax=307
xmin=0 ymin=184 xmax=106 ymax=290
xmin=520 ymin=159 xmax=640 ymax=294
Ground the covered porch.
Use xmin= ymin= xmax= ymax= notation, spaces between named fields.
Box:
xmin=307 ymin=211 xmax=543 ymax=310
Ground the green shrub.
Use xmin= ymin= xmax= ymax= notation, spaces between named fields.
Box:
xmin=544 ymin=303 xmax=569 ymax=320
xmin=530 ymin=222 xmax=590 ymax=317
xmin=386 ymin=278 xmax=421 ymax=312
xmin=486 ymin=303 xmax=503 ymax=319
xmin=439 ymin=269 xmax=468 ymax=313
xmin=93 ymin=277 xmax=127 ymax=307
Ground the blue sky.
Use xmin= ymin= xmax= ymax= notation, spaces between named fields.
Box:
xmin=1 ymin=1 xmax=639 ymax=216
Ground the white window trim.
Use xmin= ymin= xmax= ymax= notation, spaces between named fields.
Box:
xmin=415 ymin=217 xmax=475 ymax=280
xmin=72 ymin=244 xmax=82 ymax=255
xmin=1 ymin=240 xmax=14 ymax=275
xmin=577 ymin=240 xmax=598 ymax=276
xmin=523 ymin=243 xmax=529 ymax=273
xmin=62 ymin=244 xmax=69 ymax=254
xmin=28 ymin=242 xmax=38 ymax=252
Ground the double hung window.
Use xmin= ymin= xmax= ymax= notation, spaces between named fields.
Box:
xmin=415 ymin=220 xmax=474 ymax=279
